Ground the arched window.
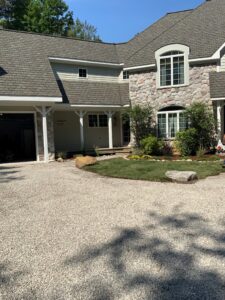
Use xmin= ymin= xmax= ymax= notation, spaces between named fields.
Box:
xmin=157 ymin=106 xmax=187 ymax=139
xmin=155 ymin=45 xmax=189 ymax=88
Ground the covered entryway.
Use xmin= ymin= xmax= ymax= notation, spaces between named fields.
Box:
xmin=0 ymin=113 xmax=36 ymax=163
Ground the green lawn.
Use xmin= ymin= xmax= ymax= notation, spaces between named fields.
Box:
xmin=85 ymin=158 xmax=225 ymax=182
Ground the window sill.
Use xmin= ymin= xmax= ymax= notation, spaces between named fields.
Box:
xmin=88 ymin=127 xmax=108 ymax=129
xmin=163 ymin=138 xmax=176 ymax=141
xmin=157 ymin=83 xmax=188 ymax=90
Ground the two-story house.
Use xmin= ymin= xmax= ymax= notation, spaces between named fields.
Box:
xmin=0 ymin=0 xmax=225 ymax=163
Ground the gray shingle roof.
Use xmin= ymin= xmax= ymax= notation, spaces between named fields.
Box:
xmin=1 ymin=0 xmax=225 ymax=100
xmin=116 ymin=9 xmax=193 ymax=64
xmin=0 ymin=29 xmax=119 ymax=98
xmin=124 ymin=0 xmax=225 ymax=68
xmin=57 ymin=80 xmax=130 ymax=106
xmin=210 ymin=72 xmax=225 ymax=99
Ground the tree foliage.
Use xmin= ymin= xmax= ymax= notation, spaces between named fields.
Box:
xmin=175 ymin=128 xmax=199 ymax=156
xmin=140 ymin=135 xmax=163 ymax=155
xmin=124 ymin=105 xmax=154 ymax=147
xmin=185 ymin=102 xmax=216 ymax=149
xmin=176 ymin=102 xmax=216 ymax=155
xmin=0 ymin=0 xmax=13 ymax=20
xmin=67 ymin=18 xmax=101 ymax=41
xmin=0 ymin=0 xmax=101 ymax=41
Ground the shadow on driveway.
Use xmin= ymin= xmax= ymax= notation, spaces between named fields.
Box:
xmin=64 ymin=207 xmax=225 ymax=299
xmin=0 ymin=166 xmax=24 ymax=183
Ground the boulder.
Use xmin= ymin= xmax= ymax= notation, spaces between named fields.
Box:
xmin=165 ymin=171 xmax=198 ymax=183
xmin=57 ymin=157 xmax=64 ymax=163
xmin=75 ymin=156 xmax=97 ymax=169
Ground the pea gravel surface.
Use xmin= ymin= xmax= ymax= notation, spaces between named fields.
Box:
xmin=1 ymin=161 xmax=225 ymax=299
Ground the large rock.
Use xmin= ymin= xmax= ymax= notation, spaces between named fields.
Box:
xmin=165 ymin=171 xmax=198 ymax=183
xmin=75 ymin=156 xmax=97 ymax=169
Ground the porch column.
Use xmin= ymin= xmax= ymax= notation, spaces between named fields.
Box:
xmin=42 ymin=106 xmax=49 ymax=162
xmin=105 ymin=111 xmax=114 ymax=148
xmin=217 ymin=101 xmax=222 ymax=143
xmin=75 ymin=111 xmax=86 ymax=151
xmin=34 ymin=106 xmax=52 ymax=162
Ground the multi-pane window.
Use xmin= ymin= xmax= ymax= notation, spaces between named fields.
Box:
xmin=88 ymin=114 xmax=108 ymax=128
xmin=79 ymin=68 xmax=87 ymax=78
xmin=158 ymin=108 xmax=187 ymax=139
xmin=123 ymin=71 xmax=129 ymax=80
xmin=160 ymin=51 xmax=184 ymax=87
xmin=99 ymin=114 xmax=108 ymax=127
xmin=88 ymin=114 xmax=98 ymax=127
xmin=158 ymin=114 xmax=167 ymax=138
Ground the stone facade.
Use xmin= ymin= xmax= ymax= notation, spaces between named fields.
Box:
xmin=129 ymin=64 xmax=217 ymax=117
xmin=36 ymin=111 xmax=55 ymax=161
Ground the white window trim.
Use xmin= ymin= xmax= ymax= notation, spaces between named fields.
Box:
xmin=88 ymin=113 xmax=108 ymax=128
xmin=155 ymin=44 xmax=190 ymax=89
xmin=123 ymin=70 xmax=129 ymax=80
xmin=157 ymin=109 xmax=185 ymax=139
xmin=78 ymin=68 xmax=88 ymax=79
xmin=159 ymin=53 xmax=185 ymax=88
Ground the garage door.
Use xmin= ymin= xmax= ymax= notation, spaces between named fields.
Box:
xmin=0 ymin=113 xmax=36 ymax=163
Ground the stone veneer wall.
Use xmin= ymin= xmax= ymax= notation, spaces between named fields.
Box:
xmin=37 ymin=111 xmax=55 ymax=161
xmin=129 ymin=64 xmax=217 ymax=119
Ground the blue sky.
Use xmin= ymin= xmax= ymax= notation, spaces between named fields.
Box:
xmin=66 ymin=0 xmax=204 ymax=43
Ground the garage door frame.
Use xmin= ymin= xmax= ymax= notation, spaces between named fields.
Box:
xmin=0 ymin=110 xmax=39 ymax=162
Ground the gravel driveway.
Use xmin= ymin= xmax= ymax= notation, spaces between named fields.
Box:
xmin=1 ymin=161 xmax=225 ymax=299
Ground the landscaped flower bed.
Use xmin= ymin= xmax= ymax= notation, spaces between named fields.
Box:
xmin=127 ymin=154 xmax=221 ymax=162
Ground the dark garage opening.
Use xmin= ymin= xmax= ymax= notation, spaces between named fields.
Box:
xmin=0 ymin=113 xmax=36 ymax=163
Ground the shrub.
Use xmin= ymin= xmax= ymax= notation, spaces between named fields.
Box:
xmin=127 ymin=154 xmax=153 ymax=160
xmin=127 ymin=155 xmax=141 ymax=160
xmin=132 ymin=147 xmax=145 ymax=156
xmin=162 ymin=142 xmax=173 ymax=156
xmin=185 ymin=102 xmax=216 ymax=149
xmin=196 ymin=146 xmax=205 ymax=158
xmin=140 ymin=135 xmax=163 ymax=155
xmin=124 ymin=105 xmax=154 ymax=146
xmin=175 ymin=128 xmax=198 ymax=156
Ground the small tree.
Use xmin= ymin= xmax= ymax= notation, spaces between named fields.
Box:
xmin=185 ymin=102 xmax=216 ymax=149
xmin=124 ymin=104 xmax=153 ymax=147
xmin=67 ymin=18 xmax=101 ymax=41
xmin=176 ymin=102 xmax=216 ymax=155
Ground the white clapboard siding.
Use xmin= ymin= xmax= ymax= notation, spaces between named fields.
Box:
xmin=51 ymin=63 xmax=121 ymax=82
xmin=220 ymin=54 xmax=225 ymax=71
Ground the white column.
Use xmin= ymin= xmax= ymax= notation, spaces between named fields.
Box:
xmin=108 ymin=111 xmax=114 ymax=149
xmin=120 ymin=112 xmax=123 ymax=147
xmin=79 ymin=112 xmax=85 ymax=151
xmin=42 ymin=106 xmax=49 ymax=162
xmin=106 ymin=111 xmax=114 ymax=149
xmin=217 ymin=101 xmax=222 ymax=143
xmin=75 ymin=111 xmax=86 ymax=151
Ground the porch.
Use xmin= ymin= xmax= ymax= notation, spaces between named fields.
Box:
xmin=53 ymin=108 xmax=131 ymax=157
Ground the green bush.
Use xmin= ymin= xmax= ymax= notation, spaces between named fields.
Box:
xmin=185 ymin=102 xmax=216 ymax=149
xmin=175 ymin=128 xmax=198 ymax=156
xmin=140 ymin=135 xmax=163 ymax=155
xmin=196 ymin=146 xmax=205 ymax=158
xmin=132 ymin=147 xmax=145 ymax=156
xmin=124 ymin=105 xmax=154 ymax=147
xmin=162 ymin=142 xmax=173 ymax=156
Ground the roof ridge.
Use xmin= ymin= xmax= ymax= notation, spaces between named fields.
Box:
xmin=125 ymin=1 xmax=206 ymax=63
xmin=0 ymin=28 xmax=119 ymax=45
xmin=166 ymin=8 xmax=193 ymax=15
xmin=126 ymin=9 xmax=193 ymax=44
